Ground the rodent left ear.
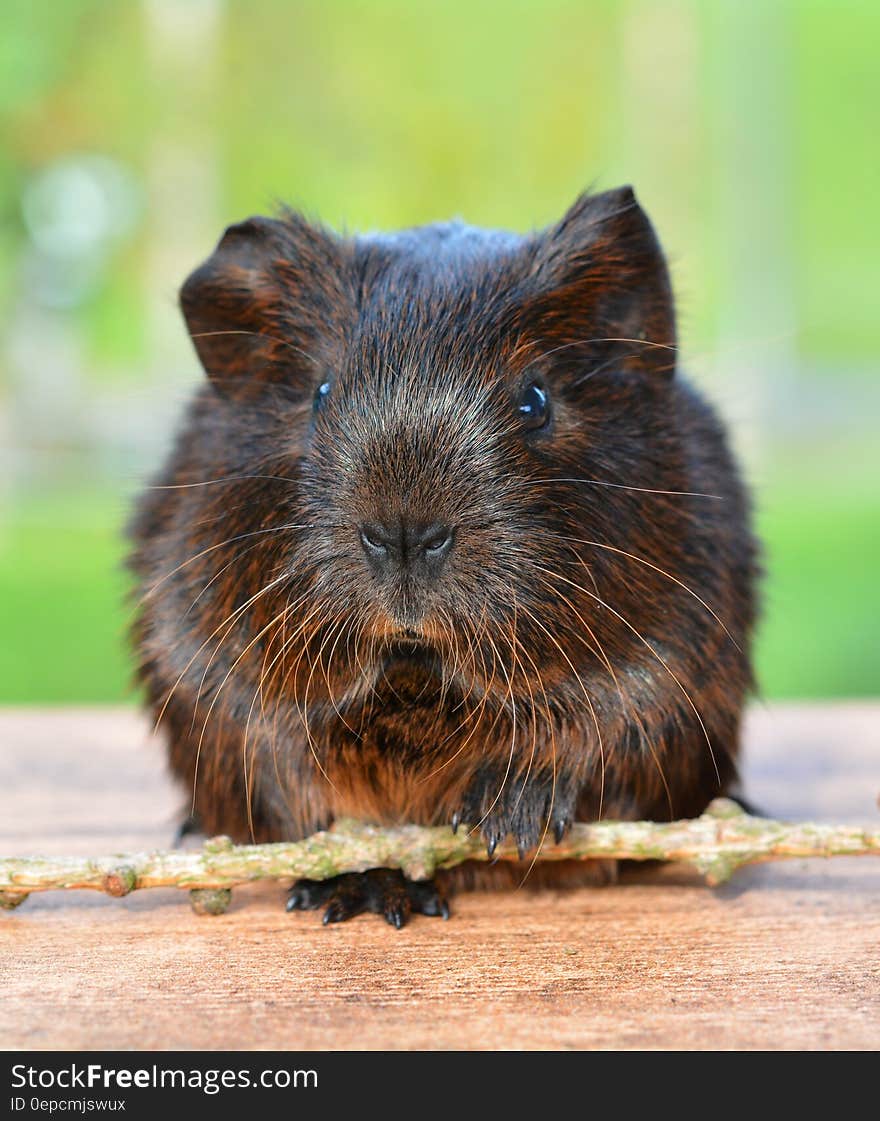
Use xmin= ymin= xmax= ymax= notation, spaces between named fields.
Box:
xmin=179 ymin=212 xmax=351 ymax=399
xmin=525 ymin=186 xmax=677 ymax=378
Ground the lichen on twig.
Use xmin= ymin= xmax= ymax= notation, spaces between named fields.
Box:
xmin=1 ymin=798 xmax=878 ymax=915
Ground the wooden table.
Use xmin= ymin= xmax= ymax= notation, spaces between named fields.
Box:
xmin=1 ymin=704 xmax=878 ymax=1051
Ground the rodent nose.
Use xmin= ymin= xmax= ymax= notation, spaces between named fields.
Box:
xmin=359 ymin=520 xmax=454 ymax=576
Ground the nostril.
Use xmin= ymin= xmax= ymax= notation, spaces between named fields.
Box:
xmin=360 ymin=520 xmax=454 ymax=568
xmin=419 ymin=524 xmax=454 ymax=558
xmin=359 ymin=524 xmax=390 ymax=554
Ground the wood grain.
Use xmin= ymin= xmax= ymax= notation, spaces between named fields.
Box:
xmin=1 ymin=704 xmax=878 ymax=1051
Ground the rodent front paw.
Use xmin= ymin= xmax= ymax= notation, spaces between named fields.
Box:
xmin=453 ymin=769 xmax=577 ymax=859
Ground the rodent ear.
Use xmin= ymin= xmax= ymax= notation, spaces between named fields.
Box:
xmin=180 ymin=213 xmax=350 ymax=398
xmin=525 ymin=186 xmax=677 ymax=378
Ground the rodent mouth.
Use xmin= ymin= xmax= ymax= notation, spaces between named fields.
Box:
xmin=384 ymin=635 xmax=428 ymax=656
xmin=381 ymin=637 xmax=439 ymax=673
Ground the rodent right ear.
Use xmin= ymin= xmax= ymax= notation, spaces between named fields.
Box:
xmin=179 ymin=213 xmax=351 ymax=399
xmin=524 ymin=186 xmax=677 ymax=379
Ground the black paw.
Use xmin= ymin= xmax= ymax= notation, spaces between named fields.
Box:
xmin=453 ymin=767 xmax=578 ymax=858
xmin=286 ymin=869 xmax=450 ymax=929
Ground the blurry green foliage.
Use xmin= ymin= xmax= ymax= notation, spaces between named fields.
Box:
xmin=3 ymin=1 xmax=878 ymax=362
xmin=0 ymin=1 xmax=877 ymax=701
xmin=0 ymin=493 xmax=132 ymax=704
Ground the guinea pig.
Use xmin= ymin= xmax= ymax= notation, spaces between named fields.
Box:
xmin=128 ymin=186 xmax=760 ymax=927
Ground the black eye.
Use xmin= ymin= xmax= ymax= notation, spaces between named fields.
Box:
xmin=313 ymin=380 xmax=331 ymax=412
xmin=518 ymin=381 xmax=550 ymax=430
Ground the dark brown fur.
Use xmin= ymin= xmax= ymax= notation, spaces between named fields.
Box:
xmin=128 ymin=187 xmax=759 ymax=915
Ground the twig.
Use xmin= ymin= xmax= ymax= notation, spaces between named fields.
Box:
xmin=1 ymin=799 xmax=878 ymax=915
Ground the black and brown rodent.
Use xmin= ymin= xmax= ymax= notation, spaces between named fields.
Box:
xmin=128 ymin=187 xmax=760 ymax=926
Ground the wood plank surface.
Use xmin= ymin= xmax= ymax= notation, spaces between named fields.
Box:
xmin=1 ymin=704 xmax=878 ymax=1051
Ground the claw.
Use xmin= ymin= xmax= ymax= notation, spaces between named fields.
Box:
xmin=322 ymin=902 xmax=344 ymax=925
xmin=286 ymin=880 xmax=322 ymax=911
xmin=385 ymin=906 xmax=407 ymax=930
xmin=554 ymin=819 xmax=567 ymax=844
xmin=451 ymin=811 xmax=461 ymax=834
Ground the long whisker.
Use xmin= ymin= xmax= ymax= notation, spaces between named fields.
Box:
xmin=136 ymin=523 xmax=311 ymax=609
xmin=188 ymin=570 xmax=292 ymax=734
xmin=509 ymin=632 xmax=557 ymax=884
xmin=317 ymin=615 xmax=360 ymax=737
xmin=418 ymin=616 xmax=498 ymax=784
xmin=515 ymin=599 xmax=605 ymax=823
xmin=425 ymin=615 xmax=485 ymax=749
xmin=468 ymin=631 xmax=518 ymax=835
xmin=265 ymin=593 xmax=295 ymax=799
xmin=190 ymin=582 xmax=292 ymax=816
xmin=182 ymin=536 xmax=280 ymax=619
xmin=251 ymin=591 xmax=322 ymax=830
xmin=294 ymin=606 xmax=344 ymax=795
xmin=533 ymin=562 xmax=720 ymax=787
xmin=188 ymin=328 xmax=322 ymax=369
xmin=512 ymin=334 xmax=677 ymax=367
xmin=544 ymin=531 xmax=741 ymax=652
xmin=533 ymin=571 xmax=672 ymax=820
xmin=247 ymin=606 xmax=351 ymax=836
xmin=520 ymin=478 xmax=723 ymax=500
xmin=146 ymin=474 xmax=300 ymax=491
xmin=268 ymin=596 xmax=343 ymax=794
xmin=152 ymin=571 xmax=288 ymax=739
xmin=507 ymin=593 xmax=540 ymax=827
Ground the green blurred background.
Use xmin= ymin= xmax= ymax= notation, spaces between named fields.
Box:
xmin=0 ymin=0 xmax=877 ymax=703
